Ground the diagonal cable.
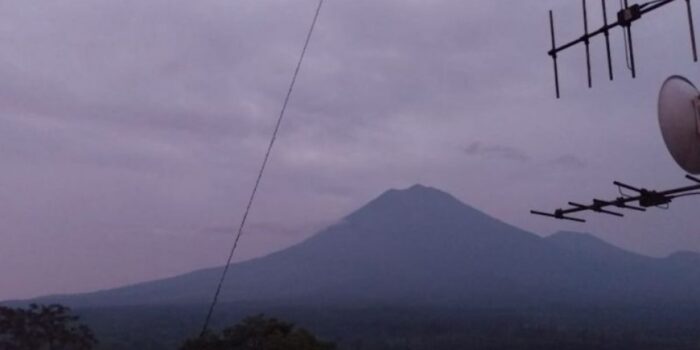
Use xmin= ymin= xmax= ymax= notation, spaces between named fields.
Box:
xmin=200 ymin=0 xmax=324 ymax=336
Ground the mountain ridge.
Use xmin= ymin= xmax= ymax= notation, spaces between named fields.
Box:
xmin=9 ymin=184 xmax=700 ymax=308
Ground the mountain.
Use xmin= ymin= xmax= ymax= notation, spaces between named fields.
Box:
xmin=544 ymin=231 xmax=651 ymax=267
xmin=19 ymin=184 xmax=700 ymax=307
xmin=543 ymin=231 xmax=700 ymax=302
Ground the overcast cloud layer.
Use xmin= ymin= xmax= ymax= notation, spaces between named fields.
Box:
xmin=1 ymin=0 xmax=699 ymax=300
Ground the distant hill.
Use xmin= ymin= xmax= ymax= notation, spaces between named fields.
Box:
xmin=16 ymin=184 xmax=700 ymax=307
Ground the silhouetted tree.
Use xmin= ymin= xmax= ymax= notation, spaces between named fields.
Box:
xmin=180 ymin=314 xmax=335 ymax=350
xmin=0 ymin=303 xmax=97 ymax=350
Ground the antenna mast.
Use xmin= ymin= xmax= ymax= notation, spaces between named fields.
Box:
xmin=548 ymin=0 xmax=698 ymax=98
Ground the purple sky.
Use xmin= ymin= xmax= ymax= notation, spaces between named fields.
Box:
xmin=1 ymin=0 xmax=699 ymax=300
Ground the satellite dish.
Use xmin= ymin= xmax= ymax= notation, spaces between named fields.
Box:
xmin=658 ymin=75 xmax=700 ymax=174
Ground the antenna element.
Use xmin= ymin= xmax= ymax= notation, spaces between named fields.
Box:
xmin=547 ymin=0 xmax=697 ymax=97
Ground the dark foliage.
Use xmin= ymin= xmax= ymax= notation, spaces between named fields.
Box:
xmin=0 ymin=304 xmax=97 ymax=350
xmin=180 ymin=314 xmax=335 ymax=350
xmin=76 ymin=303 xmax=700 ymax=350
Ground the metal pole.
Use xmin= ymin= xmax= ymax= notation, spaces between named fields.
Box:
xmin=602 ymin=0 xmax=614 ymax=80
xmin=583 ymin=0 xmax=592 ymax=88
xmin=625 ymin=0 xmax=637 ymax=78
xmin=687 ymin=0 xmax=698 ymax=62
xmin=549 ymin=10 xmax=561 ymax=98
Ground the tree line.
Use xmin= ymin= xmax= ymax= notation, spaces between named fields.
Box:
xmin=0 ymin=303 xmax=334 ymax=350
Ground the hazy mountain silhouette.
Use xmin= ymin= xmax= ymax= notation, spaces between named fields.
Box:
xmin=19 ymin=185 xmax=700 ymax=307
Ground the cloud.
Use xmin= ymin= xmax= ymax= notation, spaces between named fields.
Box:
xmin=548 ymin=154 xmax=587 ymax=170
xmin=464 ymin=142 xmax=530 ymax=162
xmin=0 ymin=0 xmax=698 ymax=300
xmin=201 ymin=226 xmax=236 ymax=236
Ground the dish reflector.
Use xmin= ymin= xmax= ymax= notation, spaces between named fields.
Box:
xmin=658 ymin=75 xmax=700 ymax=174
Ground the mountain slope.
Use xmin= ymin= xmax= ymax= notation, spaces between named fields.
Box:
xmin=544 ymin=231 xmax=651 ymax=267
xmin=22 ymin=185 xmax=700 ymax=307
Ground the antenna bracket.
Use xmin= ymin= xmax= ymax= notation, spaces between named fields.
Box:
xmin=639 ymin=191 xmax=672 ymax=207
xmin=617 ymin=4 xmax=642 ymax=26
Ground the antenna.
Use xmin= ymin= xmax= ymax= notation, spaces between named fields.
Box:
xmin=602 ymin=0 xmax=614 ymax=81
xmin=583 ymin=0 xmax=592 ymax=88
xmin=531 ymin=176 xmax=700 ymax=222
xmin=658 ymin=75 xmax=700 ymax=173
xmin=547 ymin=0 xmax=698 ymax=98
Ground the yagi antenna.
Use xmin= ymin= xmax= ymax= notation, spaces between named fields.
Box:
xmin=531 ymin=75 xmax=700 ymax=222
xmin=531 ymin=176 xmax=700 ymax=222
xmin=548 ymin=0 xmax=698 ymax=98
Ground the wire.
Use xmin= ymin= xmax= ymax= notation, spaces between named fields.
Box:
xmin=620 ymin=0 xmax=634 ymax=71
xmin=669 ymin=192 xmax=700 ymax=199
xmin=199 ymin=0 xmax=324 ymax=336
xmin=617 ymin=185 xmax=634 ymax=198
xmin=640 ymin=0 xmax=667 ymax=9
